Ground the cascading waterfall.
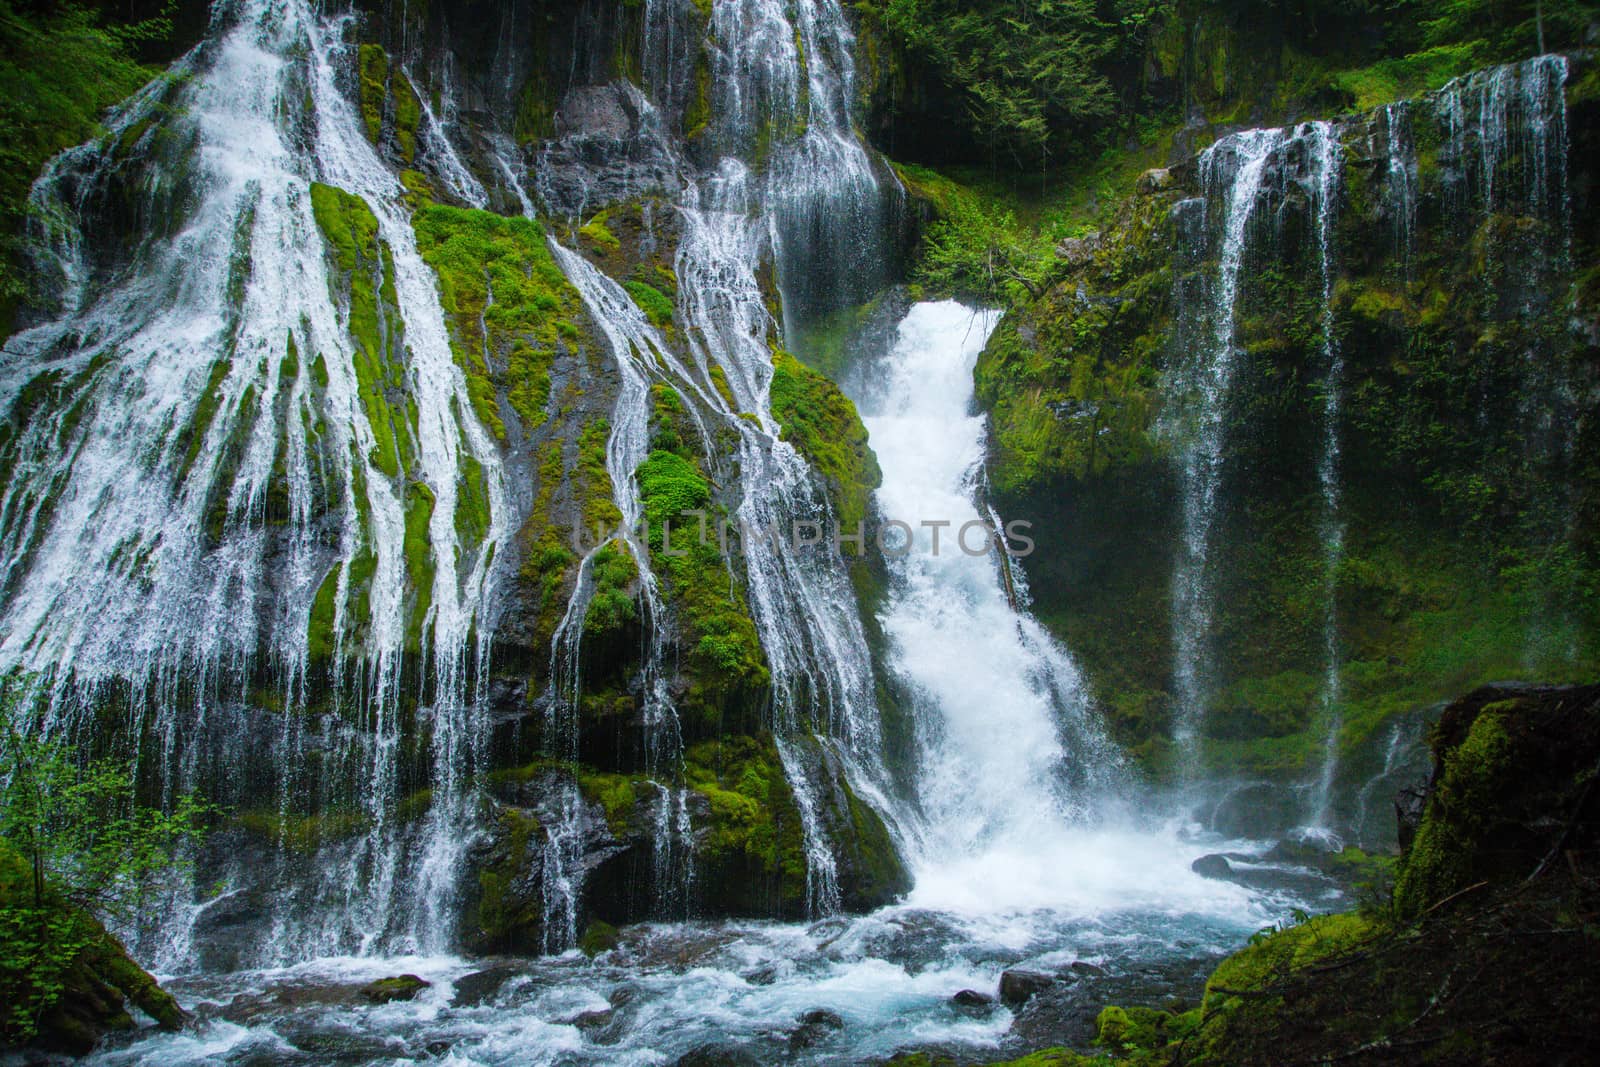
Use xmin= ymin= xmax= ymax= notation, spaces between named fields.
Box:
xmin=1381 ymin=103 xmax=1418 ymax=274
xmin=1304 ymin=122 xmax=1346 ymax=836
xmin=0 ymin=0 xmax=508 ymax=964
xmin=1430 ymin=56 xmax=1575 ymax=661
xmin=545 ymin=240 xmax=703 ymax=923
xmin=1165 ymin=128 xmax=1284 ymax=777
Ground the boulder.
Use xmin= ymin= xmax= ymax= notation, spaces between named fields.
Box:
xmin=359 ymin=974 xmax=430 ymax=1004
xmin=951 ymin=989 xmax=994 ymax=1009
xmin=1191 ymin=853 xmax=1233 ymax=879
xmin=999 ymin=968 xmax=1056 ymax=1005
xmin=788 ymin=1008 xmax=845 ymax=1050
xmin=450 ymin=964 xmax=521 ymax=1008
xmin=675 ymin=1044 xmax=764 ymax=1067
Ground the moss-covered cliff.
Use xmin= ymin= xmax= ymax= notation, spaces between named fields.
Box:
xmin=952 ymin=55 xmax=1600 ymax=813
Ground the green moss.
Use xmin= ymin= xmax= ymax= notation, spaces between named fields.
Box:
xmin=635 ymin=449 xmax=769 ymax=712
xmin=172 ymin=359 xmax=232 ymax=482
xmin=768 ymin=349 xmax=881 ymax=531
xmin=413 ymin=203 xmax=586 ymax=439
xmin=684 ymin=735 xmax=807 ymax=912
xmin=623 ymin=279 xmax=675 ymax=327
xmin=309 ymin=181 xmax=411 ymax=479
xmin=518 ymin=440 xmax=579 ymax=657
xmin=578 ymin=211 xmax=621 ymax=254
xmin=578 ymin=920 xmax=620 ymax=957
xmin=234 ymin=808 xmax=370 ymax=853
xmin=1392 ymin=710 xmax=1513 ymax=917
xmin=576 ymin=770 xmax=639 ymax=834
xmin=1096 ymin=1004 xmax=1200 ymax=1053
xmin=455 ymin=450 xmax=491 ymax=550
xmin=354 ymin=44 xmax=422 ymax=164
xmin=683 ymin=51 xmax=712 ymax=138
xmin=404 ymin=480 xmax=436 ymax=653
xmin=357 ymin=44 xmax=388 ymax=144
xmin=473 ymin=806 xmax=542 ymax=948
xmin=389 ymin=67 xmax=422 ymax=164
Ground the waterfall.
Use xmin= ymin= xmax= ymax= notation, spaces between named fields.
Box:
xmin=1304 ymin=122 xmax=1346 ymax=836
xmin=0 ymin=0 xmax=508 ymax=964
xmin=1165 ymin=128 xmax=1284 ymax=777
xmin=1432 ymin=56 xmax=1575 ymax=662
xmin=1381 ymin=103 xmax=1418 ymax=275
xmin=862 ymin=302 xmax=1126 ymax=910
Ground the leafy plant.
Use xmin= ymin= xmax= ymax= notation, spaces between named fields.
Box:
xmin=0 ymin=728 xmax=210 ymax=922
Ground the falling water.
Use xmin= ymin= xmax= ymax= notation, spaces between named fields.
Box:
xmin=0 ymin=0 xmax=509 ymax=963
xmin=1304 ymin=122 xmax=1347 ymax=836
xmin=1381 ymin=103 xmax=1418 ymax=274
xmin=864 ymin=303 xmax=1124 ymax=896
xmin=1165 ymin=128 xmax=1284 ymax=777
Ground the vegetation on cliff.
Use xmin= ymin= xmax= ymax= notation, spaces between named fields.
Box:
xmin=0 ymin=727 xmax=202 ymax=1052
xmin=0 ymin=0 xmax=173 ymax=320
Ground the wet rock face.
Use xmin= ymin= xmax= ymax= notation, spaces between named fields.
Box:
xmin=536 ymin=84 xmax=681 ymax=217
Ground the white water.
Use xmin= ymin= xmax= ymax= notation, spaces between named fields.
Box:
xmin=82 ymin=303 xmax=1332 ymax=1067
xmin=865 ymin=302 xmax=1257 ymax=919
xmin=0 ymin=0 xmax=508 ymax=963
xmin=1304 ymin=121 xmax=1347 ymax=835
xmin=1165 ymin=128 xmax=1284 ymax=776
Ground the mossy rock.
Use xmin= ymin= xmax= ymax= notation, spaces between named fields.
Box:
xmin=0 ymin=844 xmax=186 ymax=1054
xmin=1393 ymin=682 xmax=1600 ymax=918
xmin=578 ymin=920 xmax=619 ymax=957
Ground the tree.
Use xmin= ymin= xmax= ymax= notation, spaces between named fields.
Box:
xmin=0 ymin=687 xmax=209 ymax=1043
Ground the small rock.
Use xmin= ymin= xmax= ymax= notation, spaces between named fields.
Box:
xmin=675 ymin=1044 xmax=763 ymax=1067
xmin=359 ymin=974 xmax=430 ymax=1004
xmin=1137 ymin=167 xmax=1175 ymax=194
xmin=1062 ymin=961 xmax=1108 ymax=980
xmin=951 ymin=989 xmax=994 ymax=1009
xmin=1054 ymin=231 xmax=1102 ymax=268
xmin=789 ymin=1008 xmax=845 ymax=1050
xmin=999 ymin=968 xmax=1056 ymax=1006
xmin=1191 ymin=853 xmax=1233 ymax=879
xmin=572 ymin=1009 xmax=614 ymax=1031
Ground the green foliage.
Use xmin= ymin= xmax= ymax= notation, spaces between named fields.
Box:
xmin=0 ymin=0 xmax=166 ymax=313
xmin=768 ymin=349 xmax=881 ymax=531
xmin=911 ymin=190 xmax=1057 ymax=306
xmin=0 ymin=730 xmax=209 ymax=923
xmin=583 ymin=543 xmax=639 ymax=635
xmin=413 ymin=203 xmax=585 ymax=439
xmin=0 ymin=718 xmax=206 ymax=1043
xmin=881 ymin=0 xmax=1160 ymax=162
